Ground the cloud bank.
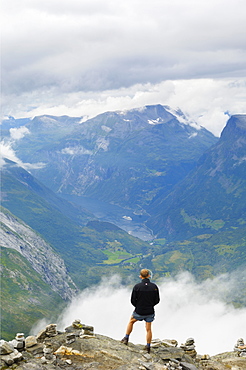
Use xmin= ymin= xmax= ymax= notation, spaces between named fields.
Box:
xmin=2 ymin=78 xmax=246 ymax=137
xmin=2 ymin=0 xmax=246 ymax=94
xmin=1 ymin=0 xmax=246 ymax=136
xmin=0 ymin=140 xmax=45 ymax=170
xmin=55 ymin=271 xmax=246 ymax=356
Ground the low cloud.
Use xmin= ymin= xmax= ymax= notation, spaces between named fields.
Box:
xmin=1 ymin=0 xmax=246 ymax=137
xmin=0 ymin=141 xmax=45 ymax=170
xmin=2 ymin=78 xmax=246 ymax=137
xmin=61 ymin=146 xmax=93 ymax=156
xmin=55 ymin=271 xmax=246 ymax=356
xmin=10 ymin=126 xmax=30 ymax=140
xmin=2 ymin=0 xmax=246 ymax=96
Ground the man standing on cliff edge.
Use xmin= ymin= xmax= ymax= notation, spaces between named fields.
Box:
xmin=121 ymin=268 xmax=160 ymax=353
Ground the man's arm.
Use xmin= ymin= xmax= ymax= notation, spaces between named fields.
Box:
xmin=131 ymin=287 xmax=138 ymax=307
xmin=154 ymin=286 xmax=160 ymax=306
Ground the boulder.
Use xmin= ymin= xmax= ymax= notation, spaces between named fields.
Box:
xmin=15 ymin=333 xmax=25 ymax=341
xmin=0 ymin=348 xmax=23 ymax=366
xmin=0 ymin=340 xmax=14 ymax=355
xmin=25 ymin=335 xmax=37 ymax=348
xmin=10 ymin=339 xmax=25 ymax=350
xmin=25 ymin=343 xmax=44 ymax=355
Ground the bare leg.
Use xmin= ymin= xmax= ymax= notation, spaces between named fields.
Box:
xmin=126 ymin=316 xmax=138 ymax=335
xmin=145 ymin=322 xmax=152 ymax=344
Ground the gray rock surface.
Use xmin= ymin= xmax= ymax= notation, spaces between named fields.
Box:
xmin=0 ymin=210 xmax=77 ymax=300
xmin=1 ymin=323 xmax=246 ymax=369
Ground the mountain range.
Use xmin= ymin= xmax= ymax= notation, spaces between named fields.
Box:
xmin=1 ymin=105 xmax=246 ymax=339
xmin=148 ymin=114 xmax=246 ymax=239
xmin=4 ymin=105 xmax=217 ymax=212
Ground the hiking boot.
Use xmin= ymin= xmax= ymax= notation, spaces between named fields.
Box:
xmin=121 ymin=337 xmax=128 ymax=345
xmin=144 ymin=345 xmax=151 ymax=354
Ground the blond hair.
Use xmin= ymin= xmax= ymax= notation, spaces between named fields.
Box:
xmin=140 ymin=269 xmax=150 ymax=278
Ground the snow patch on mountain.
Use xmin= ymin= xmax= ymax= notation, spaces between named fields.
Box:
xmin=188 ymin=132 xmax=198 ymax=139
xmin=148 ymin=118 xmax=163 ymax=125
xmin=165 ymin=106 xmax=202 ymax=130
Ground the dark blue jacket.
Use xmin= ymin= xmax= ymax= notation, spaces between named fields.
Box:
xmin=131 ymin=278 xmax=160 ymax=315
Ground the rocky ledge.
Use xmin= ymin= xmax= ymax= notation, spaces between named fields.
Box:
xmin=1 ymin=320 xmax=246 ymax=370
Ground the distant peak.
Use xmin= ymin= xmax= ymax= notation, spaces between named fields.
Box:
xmin=221 ymin=114 xmax=246 ymax=140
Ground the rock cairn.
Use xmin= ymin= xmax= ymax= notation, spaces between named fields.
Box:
xmin=10 ymin=333 xmax=25 ymax=351
xmin=234 ymin=337 xmax=246 ymax=357
xmin=180 ymin=338 xmax=197 ymax=358
xmin=42 ymin=338 xmax=56 ymax=364
xmin=0 ymin=340 xmax=23 ymax=366
xmin=0 ymin=320 xmax=95 ymax=368
xmin=166 ymin=358 xmax=183 ymax=369
xmin=1 ymin=321 xmax=244 ymax=370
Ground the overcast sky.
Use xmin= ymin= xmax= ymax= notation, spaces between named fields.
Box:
xmin=1 ymin=0 xmax=246 ymax=135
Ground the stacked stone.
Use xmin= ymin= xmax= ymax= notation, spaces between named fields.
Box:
xmin=65 ymin=319 xmax=82 ymax=335
xmin=66 ymin=333 xmax=76 ymax=344
xmin=81 ymin=324 xmax=94 ymax=336
xmin=180 ymin=338 xmax=197 ymax=358
xmin=72 ymin=319 xmax=83 ymax=329
xmin=36 ymin=323 xmax=58 ymax=342
xmin=199 ymin=354 xmax=211 ymax=367
xmin=25 ymin=335 xmax=44 ymax=356
xmin=10 ymin=333 xmax=25 ymax=350
xmin=41 ymin=340 xmax=56 ymax=364
xmin=65 ymin=319 xmax=94 ymax=337
xmin=234 ymin=338 xmax=246 ymax=357
xmin=45 ymin=324 xmax=57 ymax=337
xmin=0 ymin=340 xmax=23 ymax=366
xmin=166 ymin=358 xmax=182 ymax=370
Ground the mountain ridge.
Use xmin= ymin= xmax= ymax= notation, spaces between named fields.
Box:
xmin=147 ymin=114 xmax=246 ymax=240
xmin=7 ymin=105 xmax=217 ymax=213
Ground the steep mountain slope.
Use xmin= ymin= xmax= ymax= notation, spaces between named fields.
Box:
xmin=147 ymin=115 xmax=246 ymax=240
xmin=0 ymin=206 xmax=77 ymax=340
xmin=0 ymin=207 xmax=77 ymax=299
xmin=1 ymin=159 xmax=150 ymax=288
xmin=0 ymin=247 xmax=66 ymax=340
xmin=9 ymin=105 xmax=217 ymax=212
xmin=0 ymin=160 xmax=152 ymax=339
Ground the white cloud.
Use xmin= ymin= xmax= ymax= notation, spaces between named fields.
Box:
xmin=61 ymin=146 xmax=93 ymax=156
xmin=0 ymin=142 xmax=21 ymax=165
xmin=0 ymin=141 xmax=45 ymax=170
xmin=1 ymin=0 xmax=246 ymax=136
xmin=55 ymin=271 xmax=246 ymax=356
xmin=2 ymin=78 xmax=245 ymax=137
xmin=10 ymin=126 xmax=30 ymax=140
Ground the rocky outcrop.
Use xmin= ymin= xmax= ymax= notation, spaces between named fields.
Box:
xmin=1 ymin=320 xmax=245 ymax=370
xmin=0 ymin=208 xmax=77 ymax=300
